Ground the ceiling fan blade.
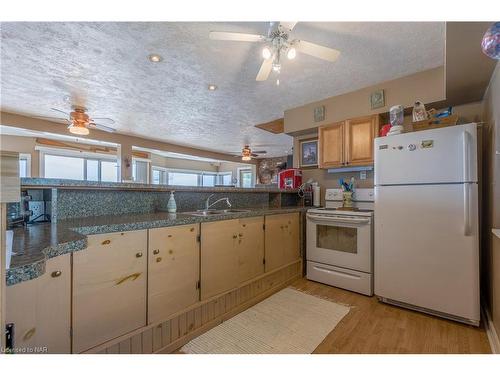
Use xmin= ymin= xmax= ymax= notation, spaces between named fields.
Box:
xmin=256 ymin=58 xmax=273 ymax=81
xmin=88 ymin=123 xmax=116 ymax=133
xmin=50 ymin=108 xmax=70 ymax=116
xmin=91 ymin=117 xmax=115 ymax=125
xmin=209 ymin=31 xmax=265 ymax=42
xmin=279 ymin=22 xmax=298 ymax=32
xmin=33 ymin=116 xmax=70 ymax=123
xmin=252 ymin=151 xmax=267 ymax=154
xmin=295 ymin=40 xmax=340 ymax=62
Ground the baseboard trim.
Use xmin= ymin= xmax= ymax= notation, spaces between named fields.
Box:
xmin=482 ymin=305 xmax=500 ymax=354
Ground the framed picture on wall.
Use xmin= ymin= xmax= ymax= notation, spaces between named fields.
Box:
xmin=299 ymin=139 xmax=318 ymax=167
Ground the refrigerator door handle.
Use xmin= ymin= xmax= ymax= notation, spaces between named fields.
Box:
xmin=463 ymin=130 xmax=470 ymax=182
xmin=464 ymin=183 xmax=471 ymax=236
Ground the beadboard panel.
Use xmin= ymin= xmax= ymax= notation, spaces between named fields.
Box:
xmin=87 ymin=260 xmax=302 ymax=354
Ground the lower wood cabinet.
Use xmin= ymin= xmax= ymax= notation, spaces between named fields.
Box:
xmin=200 ymin=219 xmax=240 ymax=300
xmin=6 ymin=254 xmax=71 ymax=353
xmin=72 ymin=230 xmax=147 ymax=353
xmin=148 ymin=224 xmax=200 ymax=324
xmin=265 ymin=213 xmax=300 ymax=272
xmin=237 ymin=216 xmax=265 ymax=283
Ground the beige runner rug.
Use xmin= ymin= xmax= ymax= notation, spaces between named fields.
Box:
xmin=181 ymin=287 xmax=350 ymax=354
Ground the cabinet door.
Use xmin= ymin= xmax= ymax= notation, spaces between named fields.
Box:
xmin=237 ymin=216 xmax=265 ymax=283
xmin=282 ymin=213 xmax=301 ymax=264
xmin=73 ymin=230 xmax=147 ymax=353
xmin=6 ymin=254 xmax=71 ymax=354
xmin=200 ymin=220 xmax=239 ymax=300
xmin=345 ymin=115 xmax=378 ymax=166
xmin=319 ymin=121 xmax=344 ymax=168
xmin=264 ymin=214 xmax=285 ymax=272
xmin=148 ymin=224 xmax=200 ymax=324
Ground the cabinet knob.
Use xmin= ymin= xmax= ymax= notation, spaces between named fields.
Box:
xmin=190 ymin=227 xmax=195 ymax=232
xmin=238 ymin=233 xmax=243 ymax=237
xmin=153 ymin=249 xmax=160 ymax=255
xmin=51 ymin=270 xmax=62 ymax=278
xmin=233 ymin=234 xmax=238 ymax=239
xmin=101 ymin=239 xmax=111 ymax=245
xmin=156 ymin=257 xmax=162 ymax=263
xmin=136 ymin=252 xmax=143 ymax=258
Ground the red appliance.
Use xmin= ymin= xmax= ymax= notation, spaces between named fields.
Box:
xmin=278 ymin=168 xmax=302 ymax=189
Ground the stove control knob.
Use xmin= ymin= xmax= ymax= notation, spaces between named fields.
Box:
xmin=408 ymin=144 xmax=417 ymax=151
xmin=397 ymin=145 xmax=403 ymax=150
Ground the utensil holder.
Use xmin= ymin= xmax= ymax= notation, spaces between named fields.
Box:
xmin=343 ymin=191 xmax=353 ymax=208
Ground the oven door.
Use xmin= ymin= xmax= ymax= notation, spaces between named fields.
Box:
xmin=306 ymin=213 xmax=372 ymax=273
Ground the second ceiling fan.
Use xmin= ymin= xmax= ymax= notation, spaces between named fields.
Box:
xmin=209 ymin=22 xmax=340 ymax=85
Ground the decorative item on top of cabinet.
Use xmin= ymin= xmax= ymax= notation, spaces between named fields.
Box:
xmin=6 ymin=254 xmax=71 ymax=353
xmin=148 ymin=224 xmax=200 ymax=324
xmin=72 ymin=230 xmax=147 ymax=353
xmin=264 ymin=213 xmax=300 ymax=272
xmin=319 ymin=115 xmax=379 ymax=168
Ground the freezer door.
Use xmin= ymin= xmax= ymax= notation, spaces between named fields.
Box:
xmin=374 ymin=183 xmax=480 ymax=322
xmin=374 ymin=123 xmax=477 ymax=185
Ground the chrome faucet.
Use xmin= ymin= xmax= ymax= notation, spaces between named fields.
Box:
xmin=205 ymin=194 xmax=232 ymax=210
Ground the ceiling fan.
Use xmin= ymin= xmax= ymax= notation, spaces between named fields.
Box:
xmin=34 ymin=106 xmax=116 ymax=135
xmin=209 ymin=22 xmax=341 ymax=85
xmin=230 ymin=145 xmax=267 ymax=161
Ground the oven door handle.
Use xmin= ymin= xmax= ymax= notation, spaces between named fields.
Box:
xmin=306 ymin=213 xmax=370 ymax=225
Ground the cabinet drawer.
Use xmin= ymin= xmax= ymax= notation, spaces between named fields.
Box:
xmin=73 ymin=230 xmax=147 ymax=353
xmin=306 ymin=260 xmax=373 ymax=296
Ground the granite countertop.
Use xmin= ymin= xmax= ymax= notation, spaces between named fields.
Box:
xmin=7 ymin=206 xmax=308 ymax=286
xmin=21 ymin=177 xmax=300 ymax=194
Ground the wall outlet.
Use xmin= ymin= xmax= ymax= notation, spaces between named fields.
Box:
xmin=360 ymin=170 xmax=367 ymax=180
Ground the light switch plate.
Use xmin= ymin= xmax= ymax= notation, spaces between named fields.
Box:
xmin=360 ymin=170 xmax=367 ymax=180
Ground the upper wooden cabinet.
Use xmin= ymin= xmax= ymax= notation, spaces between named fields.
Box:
xmin=72 ymin=230 xmax=147 ymax=353
xmin=148 ymin=224 xmax=200 ymax=324
xmin=319 ymin=115 xmax=379 ymax=168
xmin=318 ymin=121 xmax=344 ymax=168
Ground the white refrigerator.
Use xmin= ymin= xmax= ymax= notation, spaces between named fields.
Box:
xmin=374 ymin=123 xmax=480 ymax=325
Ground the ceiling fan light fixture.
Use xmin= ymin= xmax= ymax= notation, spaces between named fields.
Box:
xmin=241 ymin=155 xmax=252 ymax=161
xmin=287 ymin=47 xmax=296 ymax=60
xmin=272 ymin=63 xmax=281 ymax=72
xmin=208 ymin=84 xmax=218 ymax=91
xmin=262 ymin=47 xmax=272 ymax=60
xmin=69 ymin=123 xmax=89 ymax=136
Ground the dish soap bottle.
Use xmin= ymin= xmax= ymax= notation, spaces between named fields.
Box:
xmin=167 ymin=191 xmax=177 ymax=213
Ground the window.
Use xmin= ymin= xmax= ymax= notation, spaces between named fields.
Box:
xmin=168 ymin=171 xmax=199 ymax=186
xmin=151 ymin=168 xmax=234 ymax=187
xmin=44 ymin=154 xmax=85 ymax=180
xmin=202 ymin=173 xmax=216 ymax=187
xmin=19 ymin=153 xmax=31 ymax=178
xmin=41 ymin=150 xmax=118 ymax=182
xmin=152 ymin=167 xmax=167 ymax=185
xmin=132 ymin=159 xmax=150 ymax=183
xmin=239 ymin=168 xmax=253 ymax=188
xmin=101 ymin=161 xmax=118 ymax=182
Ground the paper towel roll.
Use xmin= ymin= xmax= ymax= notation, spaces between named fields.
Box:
xmin=313 ymin=185 xmax=321 ymax=207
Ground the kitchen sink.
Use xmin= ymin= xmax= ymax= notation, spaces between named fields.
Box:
xmin=184 ymin=209 xmax=251 ymax=217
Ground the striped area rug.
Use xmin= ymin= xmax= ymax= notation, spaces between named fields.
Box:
xmin=181 ymin=287 xmax=350 ymax=354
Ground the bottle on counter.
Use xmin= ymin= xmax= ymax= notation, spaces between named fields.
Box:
xmin=167 ymin=191 xmax=177 ymax=213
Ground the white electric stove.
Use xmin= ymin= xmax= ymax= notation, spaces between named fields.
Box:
xmin=306 ymin=188 xmax=374 ymax=296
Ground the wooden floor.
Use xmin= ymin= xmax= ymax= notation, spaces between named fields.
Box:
xmin=291 ymin=278 xmax=491 ymax=354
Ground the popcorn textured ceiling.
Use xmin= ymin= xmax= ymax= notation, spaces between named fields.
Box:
xmin=1 ymin=22 xmax=444 ymax=157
